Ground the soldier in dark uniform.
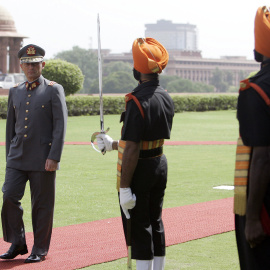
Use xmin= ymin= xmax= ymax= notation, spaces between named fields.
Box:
xmin=0 ymin=44 xmax=67 ymax=263
xmin=235 ymin=6 xmax=270 ymax=269
xmin=97 ymin=37 xmax=174 ymax=270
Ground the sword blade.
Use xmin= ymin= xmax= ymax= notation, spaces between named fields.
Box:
xmin=127 ymin=213 xmax=132 ymax=269
xmin=97 ymin=14 xmax=104 ymax=132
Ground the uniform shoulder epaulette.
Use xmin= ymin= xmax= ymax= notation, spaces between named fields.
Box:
xmin=13 ymin=83 xmax=20 ymax=88
xmin=239 ymin=78 xmax=270 ymax=106
xmin=239 ymin=79 xmax=250 ymax=91
xmin=125 ymin=93 xmax=145 ymax=119
xmin=48 ymin=81 xmax=57 ymax=86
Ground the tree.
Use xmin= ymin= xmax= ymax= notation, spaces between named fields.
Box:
xmin=167 ymin=78 xmax=193 ymax=92
xmin=166 ymin=78 xmax=214 ymax=93
xmin=42 ymin=59 xmax=84 ymax=96
xmin=210 ymin=68 xmax=239 ymax=92
xmin=159 ymin=74 xmax=179 ymax=90
xmin=54 ymin=46 xmax=98 ymax=93
xmin=210 ymin=68 xmax=224 ymax=92
xmin=193 ymin=82 xmax=215 ymax=93
xmin=224 ymin=70 xmax=234 ymax=86
xmin=103 ymin=61 xmax=133 ymax=76
xmin=104 ymin=71 xmax=136 ymax=93
xmin=90 ymin=71 xmax=136 ymax=93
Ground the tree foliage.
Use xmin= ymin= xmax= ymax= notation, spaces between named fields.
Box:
xmin=210 ymin=68 xmax=227 ymax=92
xmin=54 ymin=46 xmax=98 ymax=93
xmin=90 ymin=71 xmax=137 ymax=93
xmin=53 ymin=46 xmax=249 ymax=94
xmin=166 ymin=78 xmax=214 ymax=93
xmin=104 ymin=71 xmax=136 ymax=93
xmin=210 ymin=68 xmax=250 ymax=92
xmin=42 ymin=59 xmax=84 ymax=96
xmin=103 ymin=61 xmax=133 ymax=76
xmin=159 ymin=74 xmax=179 ymax=90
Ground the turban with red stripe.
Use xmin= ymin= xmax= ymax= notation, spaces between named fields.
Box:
xmin=255 ymin=6 xmax=270 ymax=58
xmin=132 ymin=37 xmax=169 ymax=74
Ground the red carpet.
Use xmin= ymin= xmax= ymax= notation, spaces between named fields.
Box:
xmin=0 ymin=197 xmax=234 ymax=269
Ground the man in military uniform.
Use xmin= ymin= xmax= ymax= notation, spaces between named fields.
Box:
xmin=0 ymin=44 xmax=67 ymax=263
xmin=235 ymin=6 xmax=270 ymax=269
xmin=96 ymin=37 xmax=174 ymax=270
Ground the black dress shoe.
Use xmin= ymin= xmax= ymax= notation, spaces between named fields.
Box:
xmin=0 ymin=244 xmax=28 ymax=259
xmin=24 ymin=253 xmax=45 ymax=263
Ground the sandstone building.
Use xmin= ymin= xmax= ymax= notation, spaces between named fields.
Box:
xmin=104 ymin=20 xmax=259 ymax=87
xmin=0 ymin=5 xmax=26 ymax=74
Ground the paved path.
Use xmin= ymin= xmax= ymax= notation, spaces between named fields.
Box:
xmin=0 ymin=197 xmax=234 ymax=270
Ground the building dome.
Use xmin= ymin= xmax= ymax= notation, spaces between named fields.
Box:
xmin=0 ymin=5 xmax=17 ymax=32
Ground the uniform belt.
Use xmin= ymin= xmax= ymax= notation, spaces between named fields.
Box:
xmin=139 ymin=146 xmax=163 ymax=159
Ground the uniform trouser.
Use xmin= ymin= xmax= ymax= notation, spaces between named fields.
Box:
xmin=120 ymin=154 xmax=167 ymax=260
xmin=1 ymin=167 xmax=56 ymax=256
xmin=235 ymin=215 xmax=270 ymax=270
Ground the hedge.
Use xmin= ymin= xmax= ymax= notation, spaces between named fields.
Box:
xmin=65 ymin=96 xmax=125 ymax=116
xmin=0 ymin=94 xmax=238 ymax=119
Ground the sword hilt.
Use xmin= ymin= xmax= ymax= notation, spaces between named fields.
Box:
xmin=90 ymin=127 xmax=110 ymax=154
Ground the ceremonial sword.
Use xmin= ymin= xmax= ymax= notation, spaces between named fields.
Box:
xmin=127 ymin=216 xmax=132 ymax=269
xmin=93 ymin=15 xmax=131 ymax=268
xmin=91 ymin=14 xmax=109 ymax=154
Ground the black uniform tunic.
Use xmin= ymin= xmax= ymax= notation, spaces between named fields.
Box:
xmin=238 ymin=59 xmax=270 ymax=146
xmin=120 ymin=79 xmax=174 ymax=260
xmin=236 ymin=59 xmax=270 ymax=269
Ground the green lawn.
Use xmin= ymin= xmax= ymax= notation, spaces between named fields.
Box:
xmin=0 ymin=110 xmax=240 ymax=269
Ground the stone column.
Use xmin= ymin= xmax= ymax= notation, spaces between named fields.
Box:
xmin=9 ymin=38 xmax=22 ymax=73
xmin=0 ymin=37 xmax=8 ymax=73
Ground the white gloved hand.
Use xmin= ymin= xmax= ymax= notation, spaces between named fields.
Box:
xmin=120 ymin=187 xmax=136 ymax=219
xmin=96 ymin=133 xmax=114 ymax=152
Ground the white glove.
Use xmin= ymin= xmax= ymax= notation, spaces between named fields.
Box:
xmin=120 ymin=187 xmax=136 ymax=219
xmin=96 ymin=133 xmax=114 ymax=152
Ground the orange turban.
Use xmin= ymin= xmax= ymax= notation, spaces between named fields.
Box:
xmin=132 ymin=37 xmax=169 ymax=74
xmin=255 ymin=6 xmax=270 ymax=58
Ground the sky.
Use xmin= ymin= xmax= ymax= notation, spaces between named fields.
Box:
xmin=0 ymin=0 xmax=268 ymax=60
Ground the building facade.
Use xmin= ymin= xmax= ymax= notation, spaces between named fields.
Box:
xmin=103 ymin=50 xmax=259 ymax=88
xmin=166 ymin=53 xmax=259 ymax=86
xmin=145 ymin=20 xmax=198 ymax=51
xmin=0 ymin=5 xmax=26 ymax=74
xmin=104 ymin=20 xmax=260 ymax=88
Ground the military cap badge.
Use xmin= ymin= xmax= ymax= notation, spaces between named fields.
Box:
xmin=26 ymin=46 xmax=36 ymax=56
xmin=18 ymin=44 xmax=45 ymax=63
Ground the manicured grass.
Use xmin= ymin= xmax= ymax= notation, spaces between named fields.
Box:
xmin=66 ymin=110 xmax=239 ymax=142
xmin=0 ymin=110 xmax=240 ymax=269
xmin=0 ymin=110 xmax=238 ymax=143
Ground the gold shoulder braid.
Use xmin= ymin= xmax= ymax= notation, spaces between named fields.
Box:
xmin=235 ymin=80 xmax=270 ymax=214
xmin=117 ymin=140 xmax=126 ymax=191
xmin=233 ymin=137 xmax=252 ymax=215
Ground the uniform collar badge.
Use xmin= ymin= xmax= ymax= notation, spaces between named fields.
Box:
xmin=25 ymin=81 xmax=40 ymax=90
